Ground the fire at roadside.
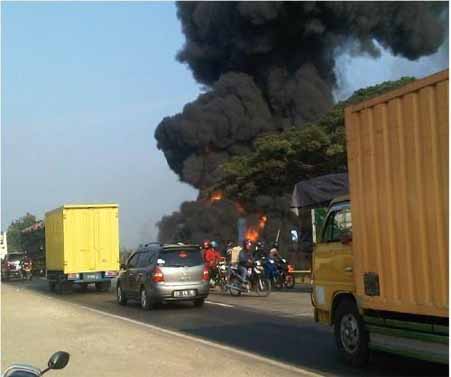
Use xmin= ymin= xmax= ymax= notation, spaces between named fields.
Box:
xmin=154 ymin=2 xmax=448 ymax=268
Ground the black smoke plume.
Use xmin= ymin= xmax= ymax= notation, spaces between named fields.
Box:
xmin=155 ymin=2 xmax=447 ymax=189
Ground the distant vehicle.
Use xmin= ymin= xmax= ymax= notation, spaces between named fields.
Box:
xmin=45 ymin=204 xmax=120 ymax=293
xmin=1 ymin=252 xmax=25 ymax=281
xmin=116 ymin=243 xmax=209 ymax=309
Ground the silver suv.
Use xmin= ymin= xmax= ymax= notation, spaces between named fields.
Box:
xmin=116 ymin=244 xmax=209 ymax=309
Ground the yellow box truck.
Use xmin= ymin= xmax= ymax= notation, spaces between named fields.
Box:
xmin=45 ymin=204 xmax=120 ymax=293
xmin=306 ymin=70 xmax=448 ymax=365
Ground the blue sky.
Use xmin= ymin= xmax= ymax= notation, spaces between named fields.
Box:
xmin=2 ymin=2 xmax=199 ymax=247
xmin=2 ymin=2 xmax=448 ymax=248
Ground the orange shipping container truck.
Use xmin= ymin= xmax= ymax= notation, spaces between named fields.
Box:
xmin=346 ymin=69 xmax=448 ymax=318
xmin=307 ymin=70 xmax=448 ymax=366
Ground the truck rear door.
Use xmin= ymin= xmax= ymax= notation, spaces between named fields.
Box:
xmin=65 ymin=208 xmax=96 ymax=273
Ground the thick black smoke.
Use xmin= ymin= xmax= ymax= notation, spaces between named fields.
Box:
xmin=155 ymin=2 xmax=447 ymax=189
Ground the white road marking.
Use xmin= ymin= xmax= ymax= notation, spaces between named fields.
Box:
xmin=288 ymin=312 xmax=314 ymax=317
xmin=205 ymin=300 xmax=234 ymax=308
xmin=82 ymin=305 xmax=325 ymax=377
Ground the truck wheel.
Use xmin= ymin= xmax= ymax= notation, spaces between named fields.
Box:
xmin=55 ymin=281 xmax=63 ymax=294
xmin=117 ymin=284 xmax=127 ymax=305
xmin=140 ymin=287 xmax=152 ymax=310
xmin=334 ymin=298 xmax=369 ymax=367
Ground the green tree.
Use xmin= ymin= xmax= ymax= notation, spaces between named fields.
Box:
xmin=6 ymin=213 xmax=39 ymax=251
xmin=209 ymin=76 xmax=415 ymax=207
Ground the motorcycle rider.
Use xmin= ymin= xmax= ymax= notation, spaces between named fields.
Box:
xmin=238 ymin=239 xmax=254 ymax=286
xmin=204 ymin=240 xmax=221 ymax=282
xmin=21 ymin=254 xmax=33 ymax=280
xmin=270 ymin=242 xmax=288 ymax=275
xmin=253 ymin=240 xmax=267 ymax=260
xmin=224 ymin=240 xmax=234 ymax=263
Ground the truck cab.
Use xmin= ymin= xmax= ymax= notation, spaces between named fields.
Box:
xmin=312 ymin=196 xmax=353 ymax=325
xmin=311 ymin=196 xmax=371 ymax=366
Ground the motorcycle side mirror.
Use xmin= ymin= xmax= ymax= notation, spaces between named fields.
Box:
xmin=47 ymin=351 xmax=70 ymax=370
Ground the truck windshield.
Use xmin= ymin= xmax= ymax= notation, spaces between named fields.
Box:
xmin=160 ymin=248 xmax=203 ymax=267
xmin=323 ymin=207 xmax=352 ymax=242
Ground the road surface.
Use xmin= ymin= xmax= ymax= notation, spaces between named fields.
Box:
xmin=2 ymin=279 xmax=447 ymax=377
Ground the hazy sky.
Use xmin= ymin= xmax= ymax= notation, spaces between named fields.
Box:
xmin=2 ymin=2 xmax=448 ymax=248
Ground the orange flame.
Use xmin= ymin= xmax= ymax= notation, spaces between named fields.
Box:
xmin=210 ymin=192 xmax=223 ymax=202
xmin=245 ymin=227 xmax=260 ymax=242
xmin=259 ymin=215 xmax=268 ymax=229
xmin=235 ymin=201 xmax=246 ymax=215
xmin=244 ymin=215 xmax=267 ymax=242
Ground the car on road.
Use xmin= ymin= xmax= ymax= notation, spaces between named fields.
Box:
xmin=116 ymin=243 xmax=209 ymax=309
xmin=1 ymin=252 xmax=25 ymax=281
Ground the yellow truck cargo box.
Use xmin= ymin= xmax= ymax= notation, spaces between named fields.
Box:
xmin=45 ymin=204 xmax=120 ymax=274
xmin=345 ymin=70 xmax=448 ymax=318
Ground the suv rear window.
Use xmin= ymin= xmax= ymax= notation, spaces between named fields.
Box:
xmin=160 ymin=247 xmax=202 ymax=267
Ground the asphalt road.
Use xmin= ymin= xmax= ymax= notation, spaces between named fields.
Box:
xmin=3 ymin=279 xmax=448 ymax=377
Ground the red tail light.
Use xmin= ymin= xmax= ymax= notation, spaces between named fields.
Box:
xmin=288 ymin=265 xmax=294 ymax=273
xmin=202 ymin=265 xmax=209 ymax=281
xmin=152 ymin=267 xmax=165 ymax=283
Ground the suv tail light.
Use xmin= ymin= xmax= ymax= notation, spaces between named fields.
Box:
xmin=202 ymin=265 xmax=209 ymax=281
xmin=152 ymin=267 xmax=165 ymax=283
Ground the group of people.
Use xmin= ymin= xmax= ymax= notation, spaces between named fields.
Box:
xmin=201 ymin=238 xmax=286 ymax=286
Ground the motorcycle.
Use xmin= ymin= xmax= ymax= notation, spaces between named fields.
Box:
xmin=274 ymin=259 xmax=296 ymax=289
xmin=225 ymin=260 xmax=271 ymax=297
xmin=2 ymin=351 xmax=69 ymax=377
xmin=21 ymin=260 xmax=33 ymax=281
xmin=260 ymin=256 xmax=280 ymax=287
xmin=209 ymin=258 xmax=228 ymax=290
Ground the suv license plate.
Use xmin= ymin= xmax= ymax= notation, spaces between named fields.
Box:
xmin=174 ymin=290 xmax=196 ymax=298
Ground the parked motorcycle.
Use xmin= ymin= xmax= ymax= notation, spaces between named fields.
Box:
xmin=2 ymin=351 xmax=70 ymax=377
xmin=225 ymin=260 xmax=271 ymax=297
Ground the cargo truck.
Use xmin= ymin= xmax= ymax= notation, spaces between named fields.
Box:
xmin=308 ymin=70 xmax=448 ymax=365
xmin=45 ymin=204 xmax=120 ymax=293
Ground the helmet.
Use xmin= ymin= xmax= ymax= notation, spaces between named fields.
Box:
xmin=243 ymin=239 xmax=252 ymax=249
xmin=211 ymin=240 xmax=218 ymax=249
xmin=202 ymin=240 xmax=211 ymax=249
